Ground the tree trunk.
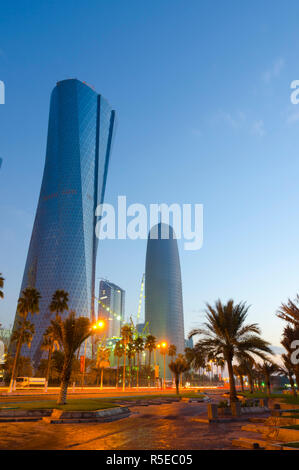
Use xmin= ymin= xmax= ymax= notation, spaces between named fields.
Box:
xmin=57 ymin=380 xmax=68 ymax=405
xmin=248 ymin=372 xmax=254 ymax=393
xmin=239 ymin=374 xmax=244 ymax=392
xmin=57 ymin=356 xmax=72 ymax=405
xmin=10 ymin=333 xmax=23 ymax=384
xmin=175 ymin=373 xmax=179 ymax=395
xmin=266 ymin=374 xmax=271 ymax=396
xmin=122 ymin=348 xmax=126 ymax=391
xmin=45 ymin=343 xmax=53 ymax=383
xmin=116 ymin=357 xmax=119 ymax=388
xmin=137 ymin=352 xmax=139 ymax=388
xmin=148 ymin=351 xmax=152 ymax=387
xmin=100 ymin=368 xmax=104 ymax=389
xmin=128 ymin=358 xmax=131 ymax=388
xmin=226 ymin=357 xmax=237 ymax=402
xmin=294 ymin=365 xmax=299 ymax=395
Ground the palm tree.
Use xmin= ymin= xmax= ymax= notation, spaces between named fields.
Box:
xmin=169 ymin=354 xmax=190 ymax=395
xmin=256 ymin=360 xmax=280 ymax=396
xmin=10 ymin=319 xmax=35 ymax=378
xmin=252 ymin=365 xmax=263 ymax=391
xmin=41 ymin=324 xmax=58 ymax=389
xmin=4 ymin=354 xmax=33 ymax=381
xmin=185 ymin=345 xmax=206 ymax=381
xmin=205 ymin=363 xmax=212 ymax=381
xmin=144 ymin=334 xmax=156 ymax=369
xmin=277 ymin=295 xmax=299 ymax=327
xmin=43 ymin=290 xmax=69 ymax=389
xmin=49 ymin=290 xmax=69 ymax=320
xmin=121 ymin=324 xmax=133 ymax=391
xmin=168 ymin=344 xmax=177 ymax=384
xmin=168 ymin=344 xmax=177 ymax=360
xmin=127 ymin=342 xmax=135 ymax=388
xmin=134 ymin=336 xmax=144 ymax=388
xmin=281 ymin=325 xmax=299 ymax=391
xmin=96 ymin=345 xmax=110 ymax=389
xmin=238 ymin=357 xmax=255 ymax=393
xmin=233 ymin=364 xmax=245 ymax=391
xmin=51 ymin=311 xmax=91 ymax=405
xmin=215 ymin=357 xmax=225 ymax=381
xmin=114 ymin=340 xmax=123 ymax=388
xmin=0 ymin=273 xmax=4 ymax=299
xmin=280 ymin=354 xmax=297 ymax=396
xmin=189 ymin=299 xmax=272 ymax=402
xmin=9 ymin=287 xmax=41 ymax=391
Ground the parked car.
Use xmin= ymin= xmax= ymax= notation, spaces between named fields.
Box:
xmin=16 ymin=377 xmax=46 ymax=388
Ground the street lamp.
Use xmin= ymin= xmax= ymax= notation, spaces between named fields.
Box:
xmin=93 ymin=319 xmax=105 ymax=330
xmin=157 ymin=341 xmax=167 ymax=391
xmin=81 ymin=319 xmax=106 ymax=388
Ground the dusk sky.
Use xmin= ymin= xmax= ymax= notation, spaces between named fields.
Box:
xmin=1 ymin=0 xmax=299 ymax=349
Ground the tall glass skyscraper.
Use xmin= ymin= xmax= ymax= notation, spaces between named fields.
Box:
xmin=145 ymin=223 xmax=185 ymax=379
xmin=98 ymin=280 xmax=125 ymax=338
xmin=11 ymin=79 xmax=116 ymax=365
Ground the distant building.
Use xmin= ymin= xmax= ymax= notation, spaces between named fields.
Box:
xmin=185 ymin=337 xmax=193 ymax=349
xmin=0 ymin=327 xmax=11 ymax=365
xmin=145 ymin=222 xmax=185 ymax=378
xmin=136 ymin=323 xmax=145 ymax=334
xmin=98 ymin=280 xmax=125 ymax=338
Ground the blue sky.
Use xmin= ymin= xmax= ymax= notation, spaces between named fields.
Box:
xmin=1 ymin=0 xmax=299 ymax=349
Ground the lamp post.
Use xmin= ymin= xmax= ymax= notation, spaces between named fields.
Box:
xmin=157 ymin=341 xmax=168 ymax=391
xmin=81 ymin=319 xmax=105 ymax=388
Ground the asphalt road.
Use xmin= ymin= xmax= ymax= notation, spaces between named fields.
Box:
xmin=0 ymin=386 xmax=225 ymax=404
xmin=0 ymin=401 xmax=259 ymax=450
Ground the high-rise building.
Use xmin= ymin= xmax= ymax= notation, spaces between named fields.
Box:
xmin=11 ymin=79 xmax=116 ymax=365
xmin=98 ymin=280 xmax=125 ymax=338
xmin=185 ymin=337 xmax=193 ymax=349
xmin=145 ymin=222 xmax=185 ymax=378
xmin=136 ymin=323 xmax=145 ymax=334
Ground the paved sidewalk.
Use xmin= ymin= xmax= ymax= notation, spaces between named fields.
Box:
xmin=0 ymin=402 xmax=261 ymax=450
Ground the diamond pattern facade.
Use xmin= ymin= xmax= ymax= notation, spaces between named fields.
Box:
xmin=11 ymin=79 xmax=116 ymax=366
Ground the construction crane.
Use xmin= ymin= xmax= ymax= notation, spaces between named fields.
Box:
xmin=136 ymin=273 xmax=145 ymax=325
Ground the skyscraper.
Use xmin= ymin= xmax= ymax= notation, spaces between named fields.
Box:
xmin=145 ymin=223 xmax=185 ymax=378
xmin=98 ymin=280 xmax=125 ymax=338
xmin=11 ymin=79 xmax=116 ymax=365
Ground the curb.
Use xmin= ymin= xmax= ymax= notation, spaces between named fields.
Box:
xmin=43 ymin=406 xmax=130 ymax=424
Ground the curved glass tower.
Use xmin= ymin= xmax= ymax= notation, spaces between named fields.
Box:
xmin=11 ymin=79 xmax=116 ymax=365
xmin=145 ymin=223 xmax=185 ymax=378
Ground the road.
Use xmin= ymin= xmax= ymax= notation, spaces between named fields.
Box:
xmin=0 ymin=400 xmax=259 ymax=450
xmin=0 ymin=386 xmax=226 ymax=404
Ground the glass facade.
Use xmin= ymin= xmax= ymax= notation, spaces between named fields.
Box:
xmin=11 ymin=79 xmax=116 ymax=366
xmin=98 ymin=280 xmax=125 ymax=339
xmin=145 ymin=223 xmax=185 ymax=379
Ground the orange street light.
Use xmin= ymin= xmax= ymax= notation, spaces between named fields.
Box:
xmin=92 ymin=319 xmax=106 ymax=330
xmin=82 ymin=319 xmax=106 ymax=388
